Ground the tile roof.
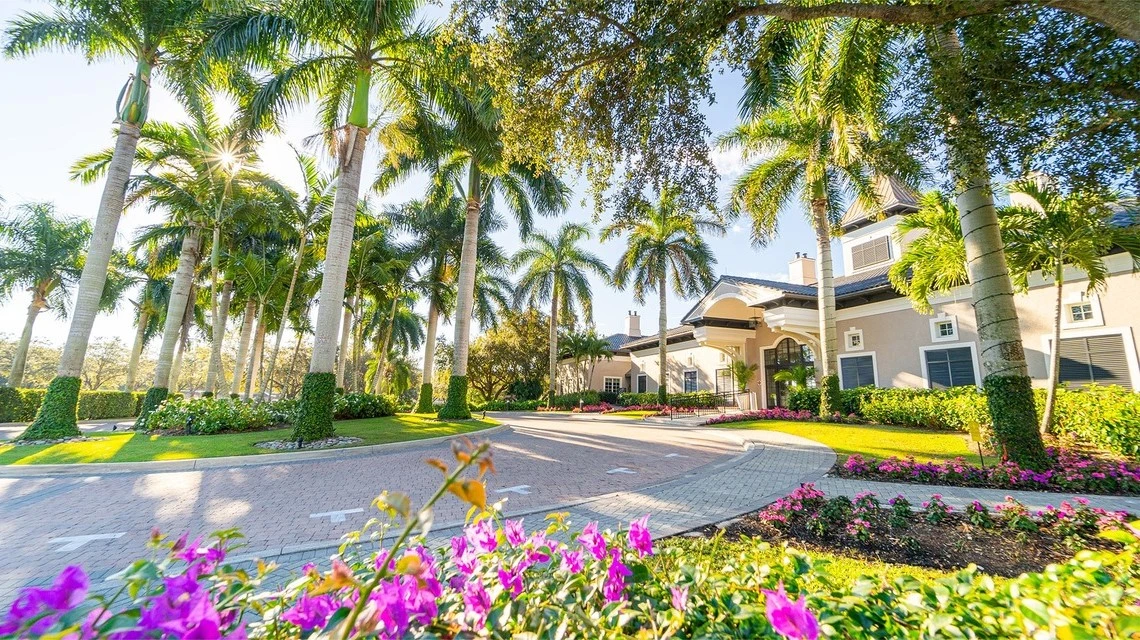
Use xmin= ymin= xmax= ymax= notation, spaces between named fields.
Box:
xmin=620 ymin=325 xmax=694 ymax=351
xmin=840 ymin=175 xmax=920 ymax=230
xmin=603 ymin=333 xmax=634 ymax=351
xmin=716 ymin=266 xmax=894 ymax=300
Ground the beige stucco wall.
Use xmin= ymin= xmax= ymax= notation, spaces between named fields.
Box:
xmin=557 ymin=355 xmax=632 ymax=393
xmin=628 ymin=339 xmax=736 ymax=394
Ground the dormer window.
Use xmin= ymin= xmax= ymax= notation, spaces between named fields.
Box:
xmin=850 ymin=236 xmax=891 ymax=270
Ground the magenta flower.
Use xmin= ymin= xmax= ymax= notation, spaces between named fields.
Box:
xmin=504 ymin=519 xmax=526 ymax=546
xmin=671 ymin=586 xmax=689 ymax=611
xmin=763 ymin=583 xmax=819 ymax=640
xmin=603 ymin=548 xmax=632 ymax=603
xmin=628 ymin=514 xmax=653 ymax=557
xmin=0 ymin=565 xmax=89 ymax=635
xmin=466 ymin=518 xmax=498 ymax=553
xmin=462 ymin=579 xmax=492 ymax=628
xmin=560 ymin=548 xmax=585 ymax=573
xmin=281 ymin=593 xmax=339 ymax=630
xmin=579 ymin=522 xmax=608 ymax=560
xmin=498 ymin=564 xmax=525 ymax=599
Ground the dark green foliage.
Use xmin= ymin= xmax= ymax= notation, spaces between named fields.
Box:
xmin=0 ymin=387 xmax=43 ymax=422
xmin=787 ymin=387 xmax=871 ymax=417
xmin=507 ymin=379 xmax=544 ymax=401
xmin=598 ymin=391 xmax=619 ymax=404
xmin=984 ymin=374 xmax=1048 ymax=469
xmin=1051 ymin=386 xmax=1140 ymax=458
xmin=819 ymin=374 xmax=841 ymax=415
xmin=20 ymin=376 xmax=81 ymax=440
xmin=202 ymin=391 xmax=214 ymax=398
xmin=294 ymin=372 xmax=337 ymax=441
xmin=415 ymin=383 xmax=435 ymax=414
xmin=1 ymin=388 xmax=146 ymax=422
xmin=616 ymin=391 xmax=723 ymax=409
xmin=437 ymin=376 xmax=471 ymax=419
xmin=550 ymin=390 xmax=601 ymax=409
xmin=137 ymin=387 xmax=169 ymax=425
xmin=471 ymin=399 xmax=543 ymax=412
xmin=142 ymin=397 xmax=273 ymax=435
xmin=333 ymin=393 xmax=397 ymax=420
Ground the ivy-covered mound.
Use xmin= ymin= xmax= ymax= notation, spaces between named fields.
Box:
xmin=840 ymin=448 xmax=1140 ymax=496
xmin=436 ymin=375 xmax=471 ymax=419
xmin=18 ymin=376 xmax=82 ymax=441
xmin=135 ymin=386 xmax=169 ymax=425
xmin=711 ymin=484 xmax=1133 ymax=578
xmin=294 ymin=372 xmax=337 ymax=441
xmin=5 ymin=442 xmax=1140 ymax=639
xmin=415 ymin=383 xmax=434 ymax=414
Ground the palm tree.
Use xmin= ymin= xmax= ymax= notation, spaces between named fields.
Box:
xmin=603 ymin=190 xmax=722 ymax=404
xmin=0 ymin=203 xmax=89 ymax=388
xmin=889 ymin=191 xmax=971 ymax=313
xmin=119 ymin=244 xmax=171 ymax=391
xmin=4 ymin=0 xmax=215 ymax=438
xmin=208 ymin=0 xmax=438 ymax=439
xmin=564 ymin=330 xmax=614 ymax=394
xmin=773 ymin=365 xmax=816 ymax=389
xmin=514 ymin=223 xmax=610 ymax=406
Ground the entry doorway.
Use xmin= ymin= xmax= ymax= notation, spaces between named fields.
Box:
xmin=763 ymin=337 xmax=815 ymax=407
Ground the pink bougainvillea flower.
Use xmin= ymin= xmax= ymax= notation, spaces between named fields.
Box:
xmin=578 ymin=522 xmax=608 ymax=560
xmin=671 ymin=586 xmax=689 ymax=611
xmin=560 ymin=548 xmax=585 ymax=574
xmin=603 ymin=548 xmax=632 ymax=603
xmin=498 ymin=564 xmax=525 ymax=599
xmin=504 ymin=519 xmax=526 ymax=546
xmin=466 ymin=518 xmax=499 ymax=553
xmin=0 ymin=565 xmax=89 ymax=636
xmin=763 ymin=582 xmax=819 ymax=640
xmin=462 ymin=579 xmax=492 ymax=628
xmin=281 ymin=592 xmax=340 ymax=631
xmin=628 ymin=514 xmax=653 ymax=557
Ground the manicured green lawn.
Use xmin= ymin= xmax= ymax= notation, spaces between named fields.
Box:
xmin=602 ymin=410 xmax=657 ymax=418
xmin=661 ymin=537 xmax=961 ymax=587
xmin=0 ymin=414 xmax=498 ymax=465
xmin=717 ymin=420 xmax=983 ymax=464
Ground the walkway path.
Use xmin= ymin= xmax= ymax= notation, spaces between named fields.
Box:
xmin=0 ymin=418 xmax=128 ymax=441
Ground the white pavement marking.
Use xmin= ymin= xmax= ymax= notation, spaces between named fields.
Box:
xmin=310 ymin=508 xmax=364 ymax=523
xmin=665 ymin=453 xmax=687 ymax=458
xmin=50 ymin=533 xmax=125 ymax=552
xmin=607 ymin=467 xmax=637 ymax=475
xmin=494 ymin=485 xmax=532 ymax=495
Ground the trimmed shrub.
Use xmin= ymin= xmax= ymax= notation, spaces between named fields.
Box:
xmin=1051 ymin=385 xmax=1140 ymax=458
xmin=136 ymin=386 xmax=169 ymax=425
xmin=550 ymin=390 xmax=600 ymax=410
xmin=0 ymin=387 xmax=44 ymax=423
xmin=141 ymin=397 xmax=274 ymax=435
xmin=471 ymin=399 xmax=543 ymax=412
xmin=787 ymin=386 xmax=871 ymax=416
xmin=75 ymin=391 xmax=137 ymax=420
xmin=819 ymin=373 xmax=840 ymax=414
xmin=333 ymin=393 xmax=398 ymax=420
xmin=617 ymin=391 xmax=722 ymax=409
xmin=20 ymin=377 xmax=82 ymax=440
xmin=294 ymin=372 xmax=337 ymax=441
xmin=858 ymin=387 xmax=989 ymax=431
xmin=437 ymin=375 xmax=471 ymax=419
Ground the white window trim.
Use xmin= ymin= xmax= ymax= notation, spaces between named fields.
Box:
xmin=844 ymin=327 xmax=864 ymax=352
xmin=603 ymin=376 xmax=622 ymax=393
xmin=919 ymin=341 xmax=981 ymax=389
xmin=1040 ymin=326 xmax=1140 ymax=388
xmin=1060 ymin=293 xmax=1105 ymax=329
xmin=929 ymin=314 xmax=959 ymax=343
xmin=837 ymin=351 xmax=879 ymax=388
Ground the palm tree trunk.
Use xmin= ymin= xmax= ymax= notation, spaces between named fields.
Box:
xmin=244 ymin=303 xmax=265 ymax=401
xmin=438 ymin=163 xmax=482 ymax=419
xmin=205 ymin=280 xmax=233 ymax=395
xmin=139 ymin=228 xmax=200 ymax=421
xmin=1042 ymin=260 xmax=1065 ymax=434
xmin=8 ymin=299 xmax=44 ymax=389
xmin=262 ymin=234 xmax=306 ymax=401
xmin=229 ymin=299 xmax=256 ymax=397
xmin=929 ymin=27 xmax=1046 ymax=468
xmin=658 ymin=271 xmax=668 ymax=405
xmin=416 ymin=299 xmax=439 ymax=412
xmin=810 ymin=196 xmax=840 ymax=414
xmin=547 ymin=286 xmax=560 ymax=407
xmin=25 ymin=122 xmax=142 ymax=439
xmin=285 ymin=331 xmax=304 ymax=397
xmin=336 ymin=295 xmax=354 ymax=389
xmin=373 ymin=294 xmax=400 ymax=395
xmin=125 ymin=309 xmax=149 ymax=391
xmin=169 ymin=328 xmax=187 ymax=394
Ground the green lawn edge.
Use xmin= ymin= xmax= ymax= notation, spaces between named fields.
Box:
xmin=0 ymin=413 xmax=499 ymax=466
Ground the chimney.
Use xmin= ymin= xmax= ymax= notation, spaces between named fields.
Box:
xmin=625 ymin=311 xmax=642 ymax=338
xmin=788 ymin=252 xmax=817 ymax=286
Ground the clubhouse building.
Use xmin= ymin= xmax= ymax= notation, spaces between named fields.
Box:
xmin=565 ymin=178 xmax=1140 ymax=408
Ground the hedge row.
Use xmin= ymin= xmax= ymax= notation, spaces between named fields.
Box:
xmin=0 ymin=387 xmax=147 ymax=422
xmin=787 ymin=384 xmax=1140 ymax=458
xmin=140 ymin=392 xmax=399 ymax=436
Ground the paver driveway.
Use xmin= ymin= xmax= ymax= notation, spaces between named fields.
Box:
xmin=0 ymin=414 xmax=760 ymax=599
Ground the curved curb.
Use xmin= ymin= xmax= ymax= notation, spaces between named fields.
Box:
xmin=0 ymin=424 xmax=511 ymax=478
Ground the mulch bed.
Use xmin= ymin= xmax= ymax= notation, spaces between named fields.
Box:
xmin=687 ymin=511 xmax=1117 ymax=578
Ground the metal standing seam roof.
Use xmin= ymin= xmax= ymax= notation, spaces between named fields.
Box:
xmin=839 ymin=175 xmax=920 ymax=231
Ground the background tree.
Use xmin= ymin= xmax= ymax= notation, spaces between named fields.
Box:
xmin=730 ymin=359 xmax=759 ymax=394
xmin=465 ymin=309 xmax=550 ymax=403
xmin=604 ymin=191 xmax=721 ymax=404
xmin=514 ymin=223 xmax=610 ymax=406
xmin=0 ymin=203 xmax=89 ymax=388
xmin=80 ymin=338 xmax=130 ymax=390
xmin=4 ymin=0 xmax=215 ymax=438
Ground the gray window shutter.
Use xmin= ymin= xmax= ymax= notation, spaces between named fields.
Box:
xmin=841 ymin=356 xmax=875 ymax=389
xmin=925 ymin=347 xmax=976 ymax=388
xmin=850 ymin=236 xmax=891 ymax=270
xmin=1058 ymin=335 xmax=1132 ymax=389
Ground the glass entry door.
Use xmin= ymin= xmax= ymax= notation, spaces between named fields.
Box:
xmin=763 ymin=338 xmax=814 ymax=407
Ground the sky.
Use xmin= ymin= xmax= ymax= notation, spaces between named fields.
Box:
xmin=0 ymin=0 xmax=835 ymax=355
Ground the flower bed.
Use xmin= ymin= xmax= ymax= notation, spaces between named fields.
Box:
xmin=704 ymin=408 xmax=862 ymax=425
xmin=713 ymin=484 xmax=1134 ymax=577
xmin=6 ymin=444 xmax=1140 ymax=639
xmin=840 ymin=447 xmax=1140 ymax=495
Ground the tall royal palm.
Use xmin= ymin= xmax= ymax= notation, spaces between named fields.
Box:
xmin=603 ymin=191 xmax=721 ymax=404
xmin=514 ymin=223 xmax=610 ymax=406
xmin=4 ymin=0 xmax=212 ymax=438
xmin=209 ymin=0 xmax=435 ymax=439
xmin=0 ymin=203 xmax=90 ymax=389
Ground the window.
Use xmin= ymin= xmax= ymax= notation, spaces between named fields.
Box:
xmin=844 ymin=328 xmax=864 ymax=351
xmin=683 ymin=370 xmax=698 ymax=393
xmin=637 ymin=373 xmax=648 ymax=393
xmin=850 ymin=236 xmax=891 ymax=270
xmin=1069 ymin=302 xmax=1094 ymax=323
xmin=603 ymin=377 xmax=622 ymax=394
xmin=1056 ymin=334 xmax=1132 ymax=389
xmin=929 ymin=315 xmax=959 ymax=342
xmin=839 ymin=355 xmax=876 ymax=389
xmin=924 ymin=346 xmax=977 ymax=388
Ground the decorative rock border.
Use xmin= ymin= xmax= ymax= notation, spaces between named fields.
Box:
xmin=255 ymin=436 xmax=364 ymax=451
